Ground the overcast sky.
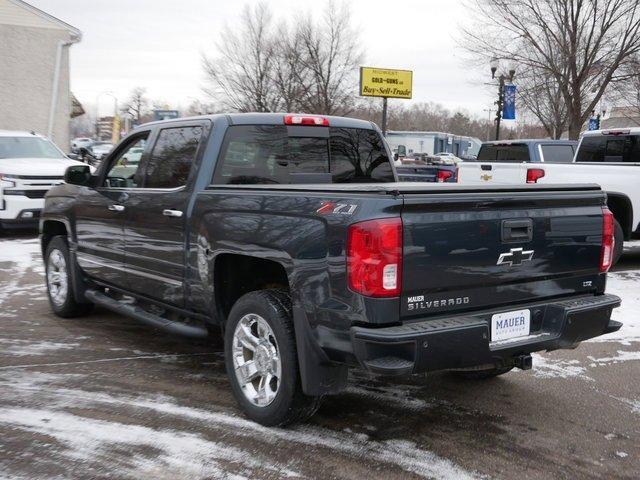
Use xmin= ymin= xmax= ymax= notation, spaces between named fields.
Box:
xmin=30 ymin=0 xmax=496 ymax=120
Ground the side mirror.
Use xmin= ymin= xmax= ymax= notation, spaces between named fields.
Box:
xmin=64 ymin=165 xmax=93 ymax=186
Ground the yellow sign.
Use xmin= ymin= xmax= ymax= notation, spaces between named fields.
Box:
xmin=359 ymin=67 xmax=413 ymax=99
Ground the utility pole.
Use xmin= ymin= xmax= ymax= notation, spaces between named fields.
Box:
xmin=381 ymin=97 xmax=388 ymax=136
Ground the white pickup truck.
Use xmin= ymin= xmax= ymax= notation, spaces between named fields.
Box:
xmin=0 ymin=130 xmax=85 ymax=230
xmin=457 ymin=129 xmax=640 ymax=263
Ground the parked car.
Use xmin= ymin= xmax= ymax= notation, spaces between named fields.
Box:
xmin=41 ymin=113 xmax=621 ymax=426
xmin=90 ymin=142 xmax=113 ymax=161
xmin=71 ymin=137 xmax=93 ymax=153
xmin=434 ymin=152 xmax=462 ymax=164
xmin=0 ymin=130 xmax=85 ymax=229
xmin=457 ymin=132 xmax=635 ymax=263
xmin=121 ymin=146 xmax=144 ymax=166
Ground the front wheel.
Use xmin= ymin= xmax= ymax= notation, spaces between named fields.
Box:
xmin=45 ymin=236 xmax=93 ymax=318
xmin=224 ymin=289 xmax=322 ymax=426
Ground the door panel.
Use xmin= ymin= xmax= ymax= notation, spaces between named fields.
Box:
xmin=75 ymin=188 xmax=127 ymax=284
xmin=123 ymin=190 xmax=189 ymax=305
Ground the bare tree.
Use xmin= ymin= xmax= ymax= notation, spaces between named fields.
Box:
xmin=123 ymin=87 xmax=148 ymax=124
xmin=609 ymin=56 xmax=640 ymax=125
xmin=463 ymin=0 xmax=640 ymax=139
xmin=517 ymin=67 xmax=568 ymax=139
xmin=272 ymin=23 xmax=309 ymax=112
xmin=202 ymin=2 xmax=279 ymax=112
xmin=294 ymin=1 xmax=364 ymax=115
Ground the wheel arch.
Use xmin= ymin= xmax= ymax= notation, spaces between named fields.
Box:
xmin=605 ymin=192 xmax=633 ymax=240
xmin=40 ymin=219 xmax=70 ymax=256
xmin=212 ymin=252 xmax=347 ymax=396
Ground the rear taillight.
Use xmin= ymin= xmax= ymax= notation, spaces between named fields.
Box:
xmin=437 ymin=170 xmax=453 ymax=183
xmin=526 ymin=168 xmax=545 ymax=184
xmin=347 ymin=218 xmax=402 ymax=297
xmin=600 ymin=207 xmax=615 ymax=273
xmin=284 ymin=114 xmax=329 ymax=126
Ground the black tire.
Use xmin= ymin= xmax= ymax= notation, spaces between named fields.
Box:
xmin=612 ymin=219 xmax=624 ymax=267
xmin=44 ymin=236 xmax=93 ymax=318
xmin=224 ymin=289 xmax=322 ymax=426
xmin=451 ymin=365 xmax=514 ymax=380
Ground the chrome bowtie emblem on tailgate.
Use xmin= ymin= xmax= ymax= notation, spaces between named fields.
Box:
xmin=497 ymin=247 xmax=534 ymax=266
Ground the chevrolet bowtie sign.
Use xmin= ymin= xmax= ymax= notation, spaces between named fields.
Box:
xmin=497 ymin=247 xmax=534 ymax=267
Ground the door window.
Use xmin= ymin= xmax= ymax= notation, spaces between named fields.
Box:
xmin=144 ymin=126 xmax=203 ymax=189
xmin=104 ymin=135 xmax=148 ymax=188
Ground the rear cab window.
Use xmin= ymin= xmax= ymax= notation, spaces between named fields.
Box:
xmin=477 ymin=144 xmax=530 ymax=162
xmin=540 ymin=144 xmax=575 ymax=163
xmin=576 ymin=133 xmax=640 ymax=163
xmin=212 ymin=125 xmax=394 ymax=184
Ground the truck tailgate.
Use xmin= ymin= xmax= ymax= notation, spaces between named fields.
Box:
xmin=457 ymin=162 xmax=525 ymax=184
xmin=400 ymin=188 xmax=605 ymax=318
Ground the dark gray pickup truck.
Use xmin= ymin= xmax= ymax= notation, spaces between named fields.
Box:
xmin=41 ymin=113 xmax=621 ymax=426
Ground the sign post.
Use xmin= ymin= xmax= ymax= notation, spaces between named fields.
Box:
xmin=359 ymin=67 xmax=413 ymax=136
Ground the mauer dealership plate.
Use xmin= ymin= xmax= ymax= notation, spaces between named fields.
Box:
xmin=491 ymin=309 xmax=531 ymax=342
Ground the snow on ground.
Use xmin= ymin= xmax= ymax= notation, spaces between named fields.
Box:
xmin=0 ymin=370 xmax=479 ymax=480
xmin=0 ymin=339 xmax=79 ymax=356
xmin=530 ymin=354 xmax=591 ymax=380
xmin=595 ymin=271 xmax=640 ymax=345
xmin=0 ymin=238 xmax=45 ymax=307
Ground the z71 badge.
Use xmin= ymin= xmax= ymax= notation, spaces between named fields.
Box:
xmin=316 ymin=201 xmax=357 ymax=215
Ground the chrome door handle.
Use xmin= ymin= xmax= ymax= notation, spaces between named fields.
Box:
xmin=163 ymin=209 xmax=183 ymax=218
xmin=108 ymin=204 xmax=125 ymax=212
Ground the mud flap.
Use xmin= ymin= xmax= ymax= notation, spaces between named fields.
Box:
xmin=292 ymin=305 xmax=348 ymax=396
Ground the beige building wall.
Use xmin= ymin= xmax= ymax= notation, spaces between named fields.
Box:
xmin=0 ymin=0 xmax=80 ymax=152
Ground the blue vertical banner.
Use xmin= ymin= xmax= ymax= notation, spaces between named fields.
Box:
xmin=502 ymin=84 xmax=516 ymax=120
xmin=588 ymin=117 xmax=600 ymax=130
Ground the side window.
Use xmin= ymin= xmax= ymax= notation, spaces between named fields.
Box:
xmin=540 ymin=144 xmax=575 ymax=163
xmin=329 ymin=128 xmax=393 ymax=183
xmin=213 ymin=125 xmax=329 ymax=184
xmin=144 ymin=126 xmax=203 ymax=189
xmin=578 ymin=135 xmax=640 ymax=163
xmin=576 ymin=136 xmax=605 ymax=162
xmin=104 ymin=134 xmax=148 ymax=188
xmin=605 ymin=139 xmax=625 ymax=162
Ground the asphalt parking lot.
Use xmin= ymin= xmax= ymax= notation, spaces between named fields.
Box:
xmin=0 ymin=233 xmax=638 ymax=480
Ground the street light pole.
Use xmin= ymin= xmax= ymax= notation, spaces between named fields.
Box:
xmin=490 ymin=58 xmax=515 ymax=141
xmin=495 ymin=75 xmax=505 ymax=141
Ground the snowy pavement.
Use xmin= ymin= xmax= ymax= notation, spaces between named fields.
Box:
xmin=0 ymin=235 xmax=638 ymax=479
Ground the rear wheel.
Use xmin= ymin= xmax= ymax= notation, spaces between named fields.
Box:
xmin=224 ymin=289 xmax=322 ymax=426
xmin=451 ymin=365 xmax=514 ymax=380
xmin=45 ymin=236 xmax=93 ymax=318
xmin=612 ymin=219 xmax=624 ymax=266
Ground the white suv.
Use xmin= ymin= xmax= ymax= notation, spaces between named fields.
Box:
xmin=0 ymin=131 xmax=85 ymax=230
